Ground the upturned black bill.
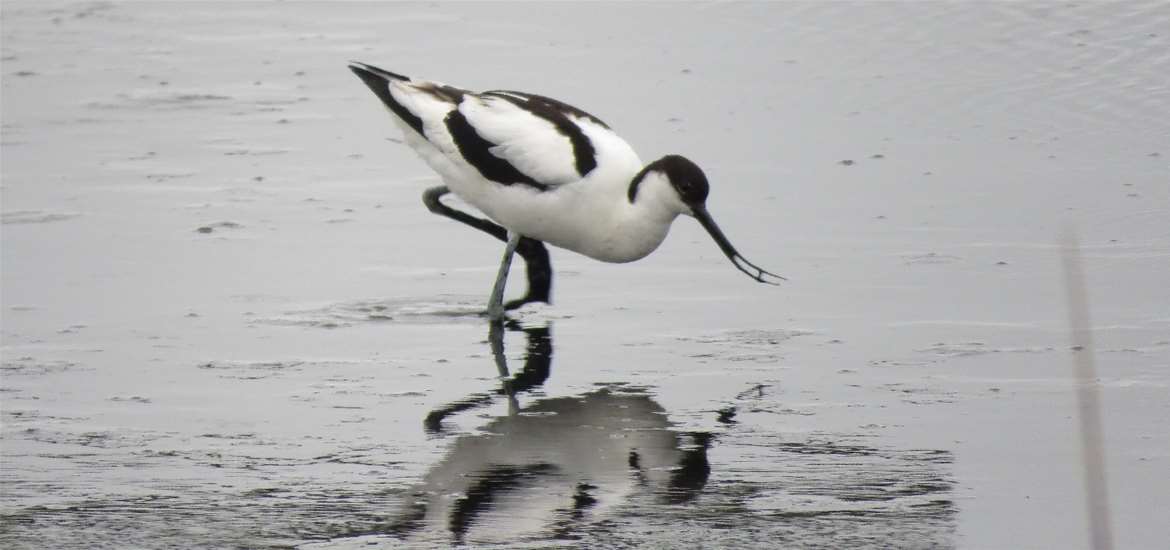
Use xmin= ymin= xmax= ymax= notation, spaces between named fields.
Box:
xmin=693 ymin=205 xmax=786 ymax=285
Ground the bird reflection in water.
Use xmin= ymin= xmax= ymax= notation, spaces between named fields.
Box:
xmin=387 ymin=320 xmax=714 ymax=545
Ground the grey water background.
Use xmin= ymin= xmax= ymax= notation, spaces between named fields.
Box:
xmin=2 ymin=2 xmax=1168 ymax=548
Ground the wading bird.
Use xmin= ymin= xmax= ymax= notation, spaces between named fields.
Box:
xmin=349 ymin=62 xmax=783 ymax=320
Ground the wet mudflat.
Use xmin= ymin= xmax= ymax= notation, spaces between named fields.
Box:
xmin=2 ymin=2 xmax=1168 ymax=549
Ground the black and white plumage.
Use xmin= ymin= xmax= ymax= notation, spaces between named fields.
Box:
xmin=349 ymin=62 xmax=783 ymax=318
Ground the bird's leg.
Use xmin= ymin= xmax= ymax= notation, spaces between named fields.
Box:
xmin=422 ymin=186 xmax=552 ymax=309
xmin=509 ymin=238 xmax=552 ymax=309
xmin=487 ymin=230 xmax=521 ymax=321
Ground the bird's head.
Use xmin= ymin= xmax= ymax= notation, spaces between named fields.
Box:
xmin=628 ymin=155 xmax=708 ymax=215
xmin=629 ymin=155 xmax=786 ymax=285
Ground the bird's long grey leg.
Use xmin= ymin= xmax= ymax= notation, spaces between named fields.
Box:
xmin=422 ymin=186 xmax=552 ymax=309
xmin=487 ymin=231 xmax=521 ymax=321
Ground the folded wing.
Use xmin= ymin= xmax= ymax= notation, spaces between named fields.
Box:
xmin=452 ymin=92 xmax=605 ymax=189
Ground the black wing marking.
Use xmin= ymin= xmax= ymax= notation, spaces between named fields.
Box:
xmin=445 ymin=109 xmax=547 ymax=190
xmin=483 ymin=91 xmax=600 ymax=178
xmin=487 ymin=90 xmax=610 ymax=129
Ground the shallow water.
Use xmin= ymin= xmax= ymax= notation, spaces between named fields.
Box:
xmin=2 ymin=2 xmax=1168 ymax=549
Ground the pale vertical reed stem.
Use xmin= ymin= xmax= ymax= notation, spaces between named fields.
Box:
xmin=1061 ymin=226 xmax=1114 ymax=550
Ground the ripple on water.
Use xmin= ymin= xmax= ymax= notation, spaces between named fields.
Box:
xmin=254 ymin=296 xmax=488 ymax=329
xmin=0 ymin=210 xmax=82 ymax=225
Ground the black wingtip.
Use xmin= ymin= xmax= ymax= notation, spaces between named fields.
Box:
xmin=347 ymin=61 xmax=410 ymax=82
xmin=348 ymin=61 xmax=426 ymax=137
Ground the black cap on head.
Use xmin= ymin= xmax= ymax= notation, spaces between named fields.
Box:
xmin=657 ymin=154 xmax=709 ymax=205
xmin=627 ymin=154 xmax=709 ymax=204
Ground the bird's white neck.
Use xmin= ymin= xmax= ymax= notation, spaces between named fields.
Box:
xmin=585 ymin=170 xmax=687 ymax=263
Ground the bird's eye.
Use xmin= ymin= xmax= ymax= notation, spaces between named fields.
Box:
xmin=675 ymin=179 xmax=704 ymax=203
